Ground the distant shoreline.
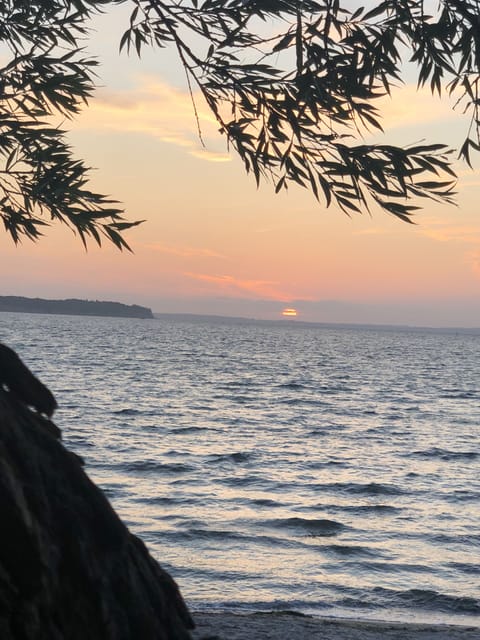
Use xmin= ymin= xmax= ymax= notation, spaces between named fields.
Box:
xmin=0 ymin=296 xmax=153 ymax=320
xmin=154 ymin=312 xmax=480 ymax=335
xmin=1 ymin=301 xmax=478 ymax=332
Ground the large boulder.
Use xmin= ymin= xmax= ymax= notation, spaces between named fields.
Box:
xmin=0 ymin=343 xmax=194 ymax=640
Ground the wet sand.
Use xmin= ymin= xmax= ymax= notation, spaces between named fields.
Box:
xmin=191 ymin=611 xmax=480 ymax=640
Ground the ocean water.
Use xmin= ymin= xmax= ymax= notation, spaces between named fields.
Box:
xmin=1 ymin=312 xmax=479 ymax=627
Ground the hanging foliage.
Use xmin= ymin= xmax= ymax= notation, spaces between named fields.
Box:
xmin=2 ymin=1 xmax=480 ymax=246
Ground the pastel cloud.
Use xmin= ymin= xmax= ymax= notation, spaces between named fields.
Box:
xmin=417 ymin=222 xmax=480 ymax=244
xmin=369 ymin=83 xmax=458 ymax=131
xmin=70 ymin=72 xmax=464 ymax=161
xmin=71 ymin=76 xmax=231 ymax=162
xmin=415 ymin=218 xmax=480 ymax=280
xmin=185 ymin=272 xmax=291 ymax=300
xmin=189 ymin=149 xmax=232 ymax=163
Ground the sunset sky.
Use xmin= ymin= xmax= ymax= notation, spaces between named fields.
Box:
xmin=2 ymin=5 xmax=480 ymax=327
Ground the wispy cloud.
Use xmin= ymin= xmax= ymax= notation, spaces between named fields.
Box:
xmin=72 ymin=76 xmax=231 ymax=162
xmin=416 ymin=219 xmax=480 ymax=280
xmin=72 ymin=75 xmax=465 ymax=163
xmin=189 ymin=149 xmax=232 ymax=163
xmin=374 ymin=83 xmax=458 ymax=131
xmin=185 ymin=272 xmax=291 ymax=300
xmin=417 ymin=222 xmax=480 ymax=244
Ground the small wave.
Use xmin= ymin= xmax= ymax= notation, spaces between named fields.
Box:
xmin=345 ymin=561 xmax=434 ymax=575
xmin=337 ymin=504 xmax=400 ymax=515
xmin=65 ymin=435 xmax=94 ymax=447
xmin=337 ymin=596 xmax=376 ymax=610
xmin=207 ymin=452 xmax=252 ymax=464
xmin=409 ymin=447 xmax=478 ymax=461
xmin=112 ymin=408 xmax=141 ymax=415
xmin=250 ymin=498 xmax=283 ymax=507
xmin=216 ymin=381 xmax=259 ymax=390
xmin=447 ymin=562 xmax=480 ymax=575
xmin=323 ymin=544 xmax=380 ymax=558
xmin=376 ymin=587 xmax=480 ymax=614
xmin=316 ymin=481 xmax=405 ymax=496
xmin=189 ymin=404 xmax=215 ymax=411
xmin=173 ymin=565 xmax=256 ymax=582
xmin=165 ymin=528 xmax=293 ymax=548
xmin=188 ymin=599 xmax=330 ymax=615
xmin=226 ymin=393 xmax=257 ymax=403
xmin=217 ymin=475 xmax=270 ymax=488
xmin=264 ymin=517 xmax=347 ymax=537
xmin=429 ymin=532 xmax=480 ymax=546
xmin=123 ymin=460 xmax=195 ymax=474
xmin=101 ymin=486 xmax=125 ymax=499
xmin=440 ymin=391 xmax=478 ymax=399
xmin=134 ymin=495 xmax=198 ymax=506
xmin=170 ymin=426 xmax=211 ymax=434
xmin=280 ymin=397 xmax=332 ymax=407
xmin=305 ymin=460 xmax=347 ymax=469
xmin=277 ymin=382 xmax=308 ymax=390
xmin=445 ymin=490 xmax=480 ymax=503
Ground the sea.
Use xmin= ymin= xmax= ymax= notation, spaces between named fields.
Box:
xmin=1 ymin=311 xmax=479 ymax=627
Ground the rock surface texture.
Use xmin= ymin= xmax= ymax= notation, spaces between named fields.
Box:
xmin=0 ymin=343 xmax=193 ymax=640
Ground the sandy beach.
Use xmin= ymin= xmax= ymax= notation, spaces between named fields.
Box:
xmin=191 ymin=611 xmax=480 ymax=640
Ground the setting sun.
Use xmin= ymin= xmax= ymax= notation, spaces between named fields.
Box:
xmin=282 ymin=308 xmax=298 ymax=317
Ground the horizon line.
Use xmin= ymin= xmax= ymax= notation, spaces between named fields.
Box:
xmin=152 ymin=311 xmax=480 ymax=334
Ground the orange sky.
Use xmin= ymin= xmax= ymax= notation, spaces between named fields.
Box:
xmin=1 ymin=8 xmax=480 ymax=327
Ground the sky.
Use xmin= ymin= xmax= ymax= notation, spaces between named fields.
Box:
xmin=2 ymin=4 xmax=480 ymax=327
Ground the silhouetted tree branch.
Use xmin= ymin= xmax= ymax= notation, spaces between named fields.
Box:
xmin=2 ymin=1 xmax=480 ymax=246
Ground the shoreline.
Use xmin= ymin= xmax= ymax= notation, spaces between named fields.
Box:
xmin=191 ymin=611 xmax=480 ymax=640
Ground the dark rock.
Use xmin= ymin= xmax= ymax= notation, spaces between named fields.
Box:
xmin=0 ymin=344 xmax=193 ymax=639
xmin=0 ymin=343 xmax=57 ymax=417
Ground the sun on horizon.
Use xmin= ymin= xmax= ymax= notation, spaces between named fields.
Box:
xmin=282 ymin=308 xmax=298 ymax=318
